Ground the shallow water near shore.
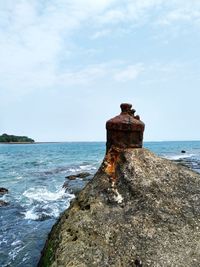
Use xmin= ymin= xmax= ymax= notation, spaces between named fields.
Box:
xmin=0 ymin=141 xmax=200 ymax=266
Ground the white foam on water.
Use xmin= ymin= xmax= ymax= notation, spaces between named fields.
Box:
xmin=23 ymin=187 xmax=67 ymax=203
xmin=69 ymin=165 xmax=97 ymax=172
xmin=11 ymin=240 xmax=23 ymax=246
xmin=16 ymin=175 xmax=23 ymax=180
xmin=164 ymin=153 xmax=195 ymax=160
xmin=79 ymin=165 xmax=96 ymax=171
xmin=68 ymin=167 xmax=80 ymax=172
xmin=23 ymin=203 xmax=69 ymax=221
xmin=22 ymin=187 xmax=75 ymax=221
xmin=8 ymin=243 xmax=25 ymax=260
xmin=0 ymin=237 xmax=8 ymax=245
xmin=23 ymin=205 xmax=58 ymax=221
xmin=22 ymin=253 xmax=30 ymax=263
xmin=24 ymin=208 xmax=40 ymax=220
xmin=0 ymin=194 xmax=6 ymax=200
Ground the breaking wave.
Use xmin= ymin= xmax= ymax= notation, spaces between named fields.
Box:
xmin=22 ymin=187 xmax=74 ymax=221
xmin=23 ymin=187 xmax=67 ymax=203
xmin=23 ymin=205 xmax=60 ymax=221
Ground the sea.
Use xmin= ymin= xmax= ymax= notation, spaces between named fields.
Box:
xmin=1 ymin=141 xmax=200 ymax=267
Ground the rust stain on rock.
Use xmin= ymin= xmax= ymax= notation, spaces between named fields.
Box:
xmin=104 ymin=148 xmax=120 ymax=183
xmin=103 ymin=147 xmax=124 ymax=204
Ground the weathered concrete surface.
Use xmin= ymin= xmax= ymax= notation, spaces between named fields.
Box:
xmin=38 ymin=148 xmax=200 ymax=267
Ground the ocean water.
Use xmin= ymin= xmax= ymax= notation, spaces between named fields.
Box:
xmin=1 ymin=141 xmax=200 ymax=266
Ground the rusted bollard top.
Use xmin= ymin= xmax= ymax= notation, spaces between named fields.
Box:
xmin=106 ymin=103 xmax=145 ymax=152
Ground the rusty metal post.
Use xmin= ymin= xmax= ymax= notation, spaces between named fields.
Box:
xmin=106 ymin=103 xmax=145 ymax=152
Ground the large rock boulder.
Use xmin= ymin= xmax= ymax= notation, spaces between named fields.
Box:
xmin=38 ymin=148 xmax=200 ymax=267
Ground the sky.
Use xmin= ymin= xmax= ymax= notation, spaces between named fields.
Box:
xmin=0 ymin=0 xmax=200 ymax=142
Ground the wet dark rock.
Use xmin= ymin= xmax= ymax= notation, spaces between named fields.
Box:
xmin=65 ymin=172 xmax=91 ymax=180
xmin=0 ymin=187 xmax=8 ymax=195
xmin=65 ymin=175 xmax=76 ymax=180
xmin=181 ymin=150 xmax=186 ymax=153
xmin=39 ymin=148 xmax=200 ymax=267
xmin=63 ymin=180 xmax=89 ymax=195
xmin=0 ymin=200 xmax=9 ymax=207
xmin=62 ymin=181 xmax=69 ymax=188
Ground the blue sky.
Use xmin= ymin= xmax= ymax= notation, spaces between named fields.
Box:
xmin=0 ymin=0 xmax=200 ymax=141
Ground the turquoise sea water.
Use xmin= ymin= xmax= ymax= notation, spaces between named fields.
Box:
xmin=1 ymin=141 xmax=200 ymax=266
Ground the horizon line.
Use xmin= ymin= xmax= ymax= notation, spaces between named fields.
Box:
xmin=22 ymin=139 xmax=200 ymax=143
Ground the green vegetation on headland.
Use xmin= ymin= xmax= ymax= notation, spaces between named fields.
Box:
xmin=0 ymin=133 xmax=35 ymax=143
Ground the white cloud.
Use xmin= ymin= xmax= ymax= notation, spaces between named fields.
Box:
xmin=95 ymin=0 xmax=200 ymax=28
xmin=0 ymin=0 xmax=200 ymax=98
xmin=0 ymin=0 xmax=116 ymax=94
xmin=91 ymin=29 xmax=111 ymax=39
xmin=114 ymin=64 xmax=144 ymax=82
xmin=57 ymin=62 xmax=144 ymax=85
xmin=57 ymin=64 xmax=107 ymax=86
xmin=96 ymin=0 xmax=164 ymax=25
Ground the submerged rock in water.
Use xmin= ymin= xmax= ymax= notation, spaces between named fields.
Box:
xmin=0 ymin=200 xmax=9 ymax=207
xmin=65 ymin=172 xmax=91 ymax=180
xmin=63 ymin=179 xmax=91 ymax=195
xmin=0 ymin=187 xmax=8 ymax=195
xmin=38 ymin=148 xmax=200 ymax=267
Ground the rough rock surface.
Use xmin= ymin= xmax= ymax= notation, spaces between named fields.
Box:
xmin=38 ymin=148 xmax=200 ymax=267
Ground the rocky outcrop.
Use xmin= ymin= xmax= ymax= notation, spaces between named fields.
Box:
xmin=38 ymin=148 xmax=200 ymax=267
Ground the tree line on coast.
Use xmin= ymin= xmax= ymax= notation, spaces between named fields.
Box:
xmin=0 ymin=133 xmax=34 ymax=143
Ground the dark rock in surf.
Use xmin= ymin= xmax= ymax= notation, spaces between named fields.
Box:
xmin=63 ymin=179 xmax=90 ymax=195
xmin=62 ymin=181 xmax=69 ymax=188
xmin=65 ymin=172 xmax=91 ymax=180
xmin=0 ymin=200 xmax=9 ymax=207
xmin=0 ymin=187 xmax=8 ymax=195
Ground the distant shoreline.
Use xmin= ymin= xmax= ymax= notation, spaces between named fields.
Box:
xmin=0 ymin=141 xmax=105 ymax=144
xmin=0 ymin=142 xmax=35 ymax=144
xmin=0 ymin=140 xmax=200 ymax=145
